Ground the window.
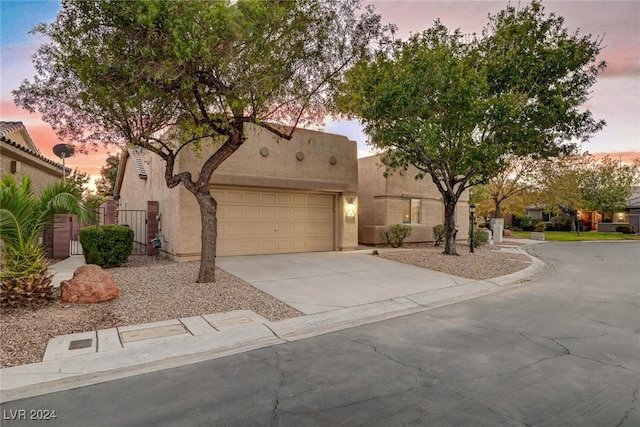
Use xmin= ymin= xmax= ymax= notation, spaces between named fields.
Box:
xmin=614 ymin=212 xmax=629 ymax=223
xmin=402 ymin=199 xmax=421 ymax=224
xmin=602 ymin=211 xmax=629 ymax=223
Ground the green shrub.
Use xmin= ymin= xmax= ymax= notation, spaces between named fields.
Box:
xmin=512 ymin=213 xmax=540 ymax=231
xmin=615 ymin=225 xmax=635 ymax=234
xmin=79 ymin=225 xmax=134 ymax=268
xmin=471 ymin=227 xmax=489 ymax=248
xmin=383 ymin=224 xmax=412 ymax=248
xmin=432 ymin=224 xmax=445 ymax=246
xmin=549 ymin=215 xmax=571 ymax=231
xmin=534 ymin=222 xmax=546 ymax=232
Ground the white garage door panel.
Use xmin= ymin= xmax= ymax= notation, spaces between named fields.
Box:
xmin=215 ymin=188 xmax=335 ymax=256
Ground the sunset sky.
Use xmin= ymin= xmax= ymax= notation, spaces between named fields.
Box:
xmin=1 ymin=0 xmax=639 ymax=185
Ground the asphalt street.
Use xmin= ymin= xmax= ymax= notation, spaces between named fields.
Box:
xmin=1 ymin=242 xmax=639 ymax=426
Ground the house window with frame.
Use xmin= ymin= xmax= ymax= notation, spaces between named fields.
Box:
xmin=402 ymin=199 xmax=421 ymax=224
xmin=614 ymin=212 xmax=629 ymax=223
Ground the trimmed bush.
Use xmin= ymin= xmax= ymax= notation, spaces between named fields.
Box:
xmin=513 ymin=213 xmax=541 ymax=231
xmin=550 ymin=215 xmax=571 ymax=231
xmin=383 ymin=224 xmax=412 ymax=248
xmin=471 ymin=227 xmax=489 ymax=248
xmin=79 ymin=225 xmax=134 ymax=268
xmin=615 ymin=225 xmax=635 ymax=234
xmin=534 ymin=221 xmax=547 ymax=232
xmin=432 ymin=224 xmax=445 ymax=246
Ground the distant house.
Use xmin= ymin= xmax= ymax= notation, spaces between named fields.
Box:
xmin=0 ymin=121 xmax=67 ymax=193
xmin=357 ymin=154 xmax=470 ymax=245
xmin=524 ymin=187 xmax=640 ymax=233
xmin=597 ymin=187 xmax=640 ymax=233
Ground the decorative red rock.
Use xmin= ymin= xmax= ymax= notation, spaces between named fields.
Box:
xmin=503 ymin=229 xmax=512 ymax=237
xmin=60 ymin=265 xmax=119 ymax=304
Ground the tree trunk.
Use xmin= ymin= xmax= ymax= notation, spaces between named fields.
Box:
xmin=443 ymin=201 xmax=458 ymax=255
xmin=194 ymin=190 xmax=218 ymax=283
xmin=493 ymin=198 xmax=502 ymax=219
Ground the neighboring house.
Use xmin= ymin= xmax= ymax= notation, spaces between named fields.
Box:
xmin=357 ymin=154 xmax=470 ymax=245
xmin=0 ymin=121 xmax=67 ymax=193
xmin=0 ymin=121 xmax=74 ymax=258
xmin=597 ymin=187 xmax=640 ymax=233
xmin=115 ymin=123 xmax=359 ymax=261
xmin=524 ymin=205 xmax=595 ymax=231
xmin=524 ymin=205 xmax=552 ymax=222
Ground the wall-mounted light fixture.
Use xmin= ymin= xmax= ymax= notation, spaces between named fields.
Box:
xmin=346 ymin=198 xmax=356 ymax=218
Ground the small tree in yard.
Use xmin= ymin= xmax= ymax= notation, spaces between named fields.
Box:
xmin=580 ymin=156 xmax=640 ymax=214
xmin=534 ymin=154 xmax=640 ymax=232
xmin=337 ymin=1 xmax=605 ymax=255
xmin=14 ymin=0 xmax=387 ymax=282
xmin=0 ymin=176 xmax=88 ymax=307
xmin=484 ymin=155 xmax=538 ymax=219
xmin=532 ymin=154 xmax=588 ymax=232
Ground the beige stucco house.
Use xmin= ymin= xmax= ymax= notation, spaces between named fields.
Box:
xmin=0 ymin=121 xmax=66 ymax=193
xmin=357 ymin=154 xmax=470 ymax=245
xmin=115 ymin=123 xmax=359 ymax=261
xmin=116 ymin=125 xmax=471 ymax=260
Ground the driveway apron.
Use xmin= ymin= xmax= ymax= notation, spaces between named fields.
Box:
xmin=217 ymin=251 xmax=471 ymax=314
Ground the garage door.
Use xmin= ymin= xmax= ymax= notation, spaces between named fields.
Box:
xmin=214 ymin=187 xmax=335 ymax=256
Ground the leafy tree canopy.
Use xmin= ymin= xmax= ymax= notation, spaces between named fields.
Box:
xmin=534 ymin=154 xmax=639 ymax=221
xmin=337 ymin=0 xmax=605 ymax=254
xmin=579 ymin=156 xmax=640 ymax=213
xmin=14 ymin=0 xmax=387 ymax=282
xmin=95 ymin=155 xmax=120 ymax=197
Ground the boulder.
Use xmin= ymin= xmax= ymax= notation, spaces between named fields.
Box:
xmin=60 ymin=265 xmax=119 ymax=304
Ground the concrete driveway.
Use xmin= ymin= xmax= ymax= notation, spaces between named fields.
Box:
xmin=217 ymin=251 xmax=475 ymax=314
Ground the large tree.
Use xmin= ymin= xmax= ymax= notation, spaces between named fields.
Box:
xmin=338 ymin=1 xmax=605 ymax=254
xmin=14 ymin=0 xmax=386 ymax=282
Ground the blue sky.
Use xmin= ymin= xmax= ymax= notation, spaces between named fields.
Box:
xmin=1 ymin=0 xmax=639 ymax=179
xmin=0 ymin=0 xmax=59 ymax=44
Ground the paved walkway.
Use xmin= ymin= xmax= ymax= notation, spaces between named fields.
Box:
xmin=1 ymin=239 xmax=546 ymax=401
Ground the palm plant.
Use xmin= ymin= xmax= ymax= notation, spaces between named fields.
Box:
xmin=0 ymin=175 xmax=88 ymax=307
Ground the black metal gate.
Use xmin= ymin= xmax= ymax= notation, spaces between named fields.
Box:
xmin=117 ymin=209 xmax=147 ymax=255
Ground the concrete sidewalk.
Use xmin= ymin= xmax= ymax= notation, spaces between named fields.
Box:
xmin=1 ymin=241 xmax=545 ymax=402
xmin=48 ymin=255 xmax=86 ymax=288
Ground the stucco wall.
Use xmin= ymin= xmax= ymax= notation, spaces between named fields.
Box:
xmin=178 ymin=123 xmax=357 ymax=194
xmin=118 ymin=123 xmax=359 ymax=261
xmin=117 ymin=149 xmax=184 ymax=258
xmin=358 ymin=154 xmax=469 ymax=245
xmin=0 ymin=144 xmax=64 ymax=194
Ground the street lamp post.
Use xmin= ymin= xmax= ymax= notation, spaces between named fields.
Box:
xmin=469 ymin=204 xmax=476 ymax=253
xmin=577 ymin=212 xmax=581 ymax=237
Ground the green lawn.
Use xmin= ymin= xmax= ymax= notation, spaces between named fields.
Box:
xmin=510 ymin=230 xmax=640 ymax=241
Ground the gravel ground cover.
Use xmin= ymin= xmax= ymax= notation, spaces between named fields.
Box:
xmin=378 ymin=242 xmax=533 ymax=281
xmin=1 ymin=243 xmax=533 ymax=368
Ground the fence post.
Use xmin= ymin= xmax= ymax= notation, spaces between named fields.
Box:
xmin=100 ymin=199 xmax=117 ymax=225
xmin=147 ymin=201 xmax=159 ymax=256
xmin=52 ymin=214 xmax=71 ymax=259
